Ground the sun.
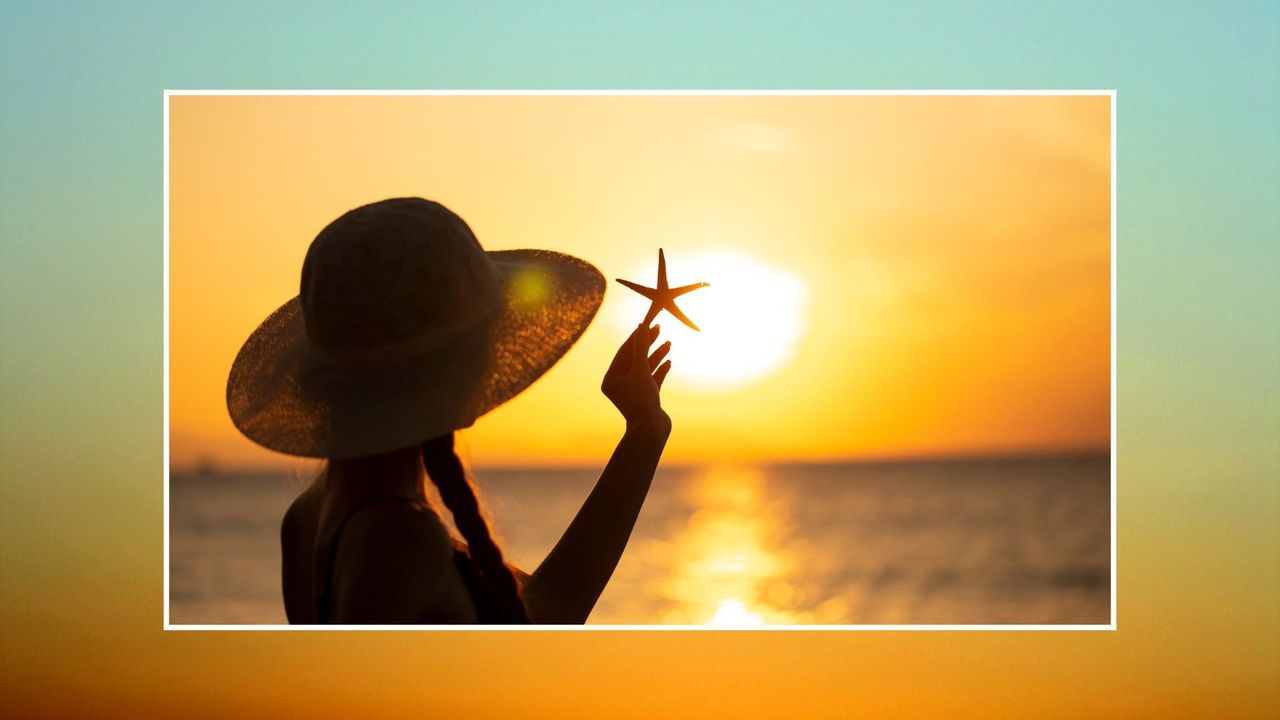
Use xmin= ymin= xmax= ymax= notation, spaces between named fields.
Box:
xmin=613 ymin=250 xmax=808 ymax=393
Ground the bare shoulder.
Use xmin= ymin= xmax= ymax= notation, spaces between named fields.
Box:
xmin=280 ymin=485 xmax=323 ymax=623
xmin=280 ymin=488 xmax=315 ymax=545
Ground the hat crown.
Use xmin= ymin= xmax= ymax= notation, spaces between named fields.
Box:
xmin=300 ymin=198 xmax=500 ymax=350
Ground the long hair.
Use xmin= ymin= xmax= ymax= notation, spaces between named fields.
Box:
xmin=421 ymin=433 xmax=530 ymax=623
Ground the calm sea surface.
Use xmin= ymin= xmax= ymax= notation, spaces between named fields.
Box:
xmin=169 ymin=456 xmax=1110 ymax=625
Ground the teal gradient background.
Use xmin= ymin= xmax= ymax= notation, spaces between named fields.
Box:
xmin=2 ymin=2 xmax=1277 ymax=718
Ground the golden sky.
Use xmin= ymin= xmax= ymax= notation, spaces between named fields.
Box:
xmin=169 ymin=94 xmax=1110 ymax=469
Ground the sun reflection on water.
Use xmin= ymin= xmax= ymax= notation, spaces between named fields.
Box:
xmin=658 ymin=467 xmax=803 ymax=625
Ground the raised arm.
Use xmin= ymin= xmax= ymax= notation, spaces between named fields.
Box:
xmin=521 ymin=323 xmax=673 ymax=623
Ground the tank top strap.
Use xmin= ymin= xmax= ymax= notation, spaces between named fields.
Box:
xmin=313 ymin=494 xmax=418 ymax=623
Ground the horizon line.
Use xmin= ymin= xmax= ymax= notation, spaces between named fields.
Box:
xmin=170 ymin=445 xmax=1112 ymax=476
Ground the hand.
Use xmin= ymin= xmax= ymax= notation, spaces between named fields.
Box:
xmin=601 ymin=323 xmax=673 ymax=437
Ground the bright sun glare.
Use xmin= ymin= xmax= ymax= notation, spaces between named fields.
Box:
xmin=613 ymin=250 xmax=808 ymax=393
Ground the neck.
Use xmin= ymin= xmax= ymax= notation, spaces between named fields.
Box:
xmin=324 ymin=447 xmax=423 ymax=499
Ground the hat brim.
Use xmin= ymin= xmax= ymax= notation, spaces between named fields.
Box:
xmin=226 ymin=249 xmax=605 ymax=459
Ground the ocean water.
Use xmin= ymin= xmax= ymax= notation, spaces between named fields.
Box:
xmin=168 ymin=455 xmax=1111 ymax=625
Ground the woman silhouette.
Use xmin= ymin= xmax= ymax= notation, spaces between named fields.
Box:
xmin=227 ymin=198 xmax=672 ymax=623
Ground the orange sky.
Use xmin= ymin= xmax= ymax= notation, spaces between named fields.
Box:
xmin=168 ymin=94 xmax=1110 ymax=470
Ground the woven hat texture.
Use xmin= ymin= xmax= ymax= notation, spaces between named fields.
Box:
xmin=227 ymin=198 xmax=604 ymax=458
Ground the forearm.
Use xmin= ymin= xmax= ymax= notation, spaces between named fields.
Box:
xmin=523 ymin=417 xmax=669 ymax=623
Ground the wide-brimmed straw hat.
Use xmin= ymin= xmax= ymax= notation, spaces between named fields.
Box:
xmin=227 ymin=197 xmax=604 ymax=458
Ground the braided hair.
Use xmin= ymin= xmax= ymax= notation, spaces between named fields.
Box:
xmin=421 ymin=433 xmax=530 ymax=623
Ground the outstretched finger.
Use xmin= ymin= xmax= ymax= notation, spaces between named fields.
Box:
xmin=654 ymin=359 xmax=672 ymax=390
xmin=631 ymin=323 xmax=658 ymax=371
xmin=609 ymin=324 xmax=645 ymax=373
xmin=648 ymin=340 xmax=671 ymax=371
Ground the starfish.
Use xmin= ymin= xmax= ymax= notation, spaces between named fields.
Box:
xmin=616 ymin=248 xmax=710 ymax=331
